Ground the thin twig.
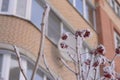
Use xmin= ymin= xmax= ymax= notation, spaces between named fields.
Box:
xmin=31 ymin=4 xmax=50 ymax=80
xmin=13 ymin=45 xmax=28 ymax=80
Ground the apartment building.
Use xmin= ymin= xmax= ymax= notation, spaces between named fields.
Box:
xmin=0 ymin=0 xmax=119 ymax=80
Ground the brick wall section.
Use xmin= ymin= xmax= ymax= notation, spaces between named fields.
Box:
xmin=96 ymin=0 xmax=120 ymax=72
xmin=0 ymin=15 xmax=41 ymax=55
xmin=47 ymin=0 xmax=98 ymax=49
xmin=0 ymin=15 xmax=76 ymax=80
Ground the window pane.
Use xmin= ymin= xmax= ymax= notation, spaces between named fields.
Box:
xmin=76 ymin=0 xmax=83 ymax=14
xmin=0 ymin=54 xmax=3 ymax=77
xmin=69 ymin=0 xmax=73 ymax=4
xmin=9 ymin=56 xmax=20 ymax=80
xmin=1 ymin=0 xmax=9 ymax=12
xmin=31 ymin=0 xmax=44 ymax=29
xmin=27 ymin=62 xmax=34 ymax=80
xmin=35 ymin=70 xmax=43 ymax=80
xmin=27 ymin=62 xmax=43 ymax=80
xmin=86 ymin=2 xmax=94 ymax=26
xmin=62 ymin=24 xmax=72 ymax=34
xmin=16 ymin=0 xmax=27 ymax=17
xmin=47 ymin=12 xmax=61 ymax=44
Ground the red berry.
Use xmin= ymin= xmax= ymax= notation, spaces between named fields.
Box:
xmin=104 ymin=72 xmax=111 ymax=79
xmin=60 ymin=43 xmax=68 ymax=49
xmin=115 ymin=48 xmax=120 ymax=54
xmin=83 ymin=30 xmax=90 ymax=38
xmin=61 ymin=34 xmax=68 ymax=40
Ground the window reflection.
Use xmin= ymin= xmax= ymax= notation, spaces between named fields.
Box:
xmin=9 ymin=56 xmax=20 ymax=80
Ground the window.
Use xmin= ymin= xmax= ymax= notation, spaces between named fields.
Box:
xmin=16 ymin=0 xmax=27 ymax=17
xmin=68 ymin=0 xmax=96 ymax=29
xmin=31 ymin=0 xmax=44 ymax=29
xmin=1 ymin=0 xmax=9 ymax=12
xmin=9 ymin=56 xmax=20 ymax=80
xmin=0 ymin=49 xmax=52 ymax=80
xmin=47 ymin=11 xmax=61 ymax=44
xmin=114 ymin=32 xmax=120 ymax=48
xmin=76 ymin=0 xmax=83 ymax=14
xmin=86 ymin=1 xmax=94 ymax=26
xmin=0 ymin=0 xmax=44 ymax=30
xmin=108 ymin=0 xmax=120 ymax=17
xmin=27 ymin=62 xmax=44 ymax=80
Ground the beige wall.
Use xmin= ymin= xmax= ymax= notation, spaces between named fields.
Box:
xmin=0 ymin=0 xmax=99 ymax=79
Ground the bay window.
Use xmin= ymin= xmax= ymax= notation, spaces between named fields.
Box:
xmin=0 ymin=0 xmax=44 ymax=29
xmin=0 ymin=49 xmax=52 ymax=80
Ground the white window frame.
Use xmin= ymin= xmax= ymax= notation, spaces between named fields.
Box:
xmin=114 ymin=32 xmax=120 ymax=48
xmin=0 ymin=49 xmax=51 ymax=80
xmin=0 ymin=0 xmax=32 ymax=19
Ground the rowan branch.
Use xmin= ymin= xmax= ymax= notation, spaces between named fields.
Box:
xmin=30 ymin=4 xmax=50 ymax=80
xmin=13 ymin=45 xmax=28 ymax=80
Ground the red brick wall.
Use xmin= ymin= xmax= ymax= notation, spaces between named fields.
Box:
xmin=96 ymin=0 xmax=120 ymax=72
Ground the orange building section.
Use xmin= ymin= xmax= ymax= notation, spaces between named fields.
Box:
xmin=96 ymin=0 xmax=120 ymax=72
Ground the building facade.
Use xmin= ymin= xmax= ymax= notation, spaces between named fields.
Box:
xmin=0 ymin=0 xmax=119 ymax=80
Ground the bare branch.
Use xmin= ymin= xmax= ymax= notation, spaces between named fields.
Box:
xmin=13 ymin=45 xmax=28 ymax=80
xmin=31 ymin=4 xmax=50 ymax=80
